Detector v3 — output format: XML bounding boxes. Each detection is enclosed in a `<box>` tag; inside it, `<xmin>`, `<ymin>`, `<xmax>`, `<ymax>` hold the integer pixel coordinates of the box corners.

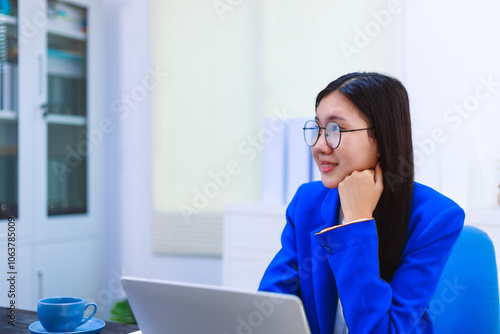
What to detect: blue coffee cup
<box><xmin>37</xmin><ymin>297</ymin><xmax>97</xmax><ymax>332</ymax></box>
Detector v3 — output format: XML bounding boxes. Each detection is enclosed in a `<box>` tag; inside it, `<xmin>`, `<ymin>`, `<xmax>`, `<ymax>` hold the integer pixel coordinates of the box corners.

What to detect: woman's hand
<box><xmin>338</xmin><ymin>162</ymin><xmax>384</xmax><ymax>223</ymax></box>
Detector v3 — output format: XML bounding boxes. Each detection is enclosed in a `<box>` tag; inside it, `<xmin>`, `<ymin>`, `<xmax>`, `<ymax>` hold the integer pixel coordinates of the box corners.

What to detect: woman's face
<box><xmin>312</xmin><ymin>90</ymin><xmax>379</xmax><ymax>189</ymax></box>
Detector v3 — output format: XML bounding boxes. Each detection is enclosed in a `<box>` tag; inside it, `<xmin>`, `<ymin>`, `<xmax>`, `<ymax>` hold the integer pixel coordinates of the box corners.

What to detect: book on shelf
<box><xmin>48</xmin><ymin>48</ymin><xmax>85</xmax><ymax>60</ymax></box>
<box><xmin>0</xmin><ymin>61</ymin><xmax>17</xmax><ymax>112</ymax></box>
<box><xmin>11</xmin><ymin>60</ymin><xmax>16</xmax><ymax>112</ymax></box>
<box><xmin>1</xmin><ymin>63</ymin><xmax>11</xmax><ymax>111</ymax></box>
<box><xmin>47</xmin><ymin>0</ymin><xmax>86</xmax><ymax>34</ymax></box>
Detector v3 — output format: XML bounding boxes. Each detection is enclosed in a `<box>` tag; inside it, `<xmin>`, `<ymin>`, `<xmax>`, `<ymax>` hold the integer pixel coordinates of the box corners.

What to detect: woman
<box><xmin>258</xmin><ymin>72</ymin><xmax>465</xmax><ymax>334</ymax></box>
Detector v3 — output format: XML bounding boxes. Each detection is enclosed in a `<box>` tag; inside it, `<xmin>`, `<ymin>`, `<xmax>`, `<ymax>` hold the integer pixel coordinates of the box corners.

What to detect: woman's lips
<box><xmin>320</xmin><ymin>160</ymin><xmax>337</xmax><ymax>173</ymax></box>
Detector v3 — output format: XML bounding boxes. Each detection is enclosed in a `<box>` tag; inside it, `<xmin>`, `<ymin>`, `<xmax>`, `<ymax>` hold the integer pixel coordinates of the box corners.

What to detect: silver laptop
<box><xmin>121</xmin><ymin>277</ymin><xmax>311</xmax><ymax>334</ymax></box>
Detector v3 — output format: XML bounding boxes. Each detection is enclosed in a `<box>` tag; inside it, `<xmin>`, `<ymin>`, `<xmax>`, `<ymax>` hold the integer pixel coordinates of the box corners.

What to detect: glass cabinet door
<box><xmin>46</xmin><ymin>0</ymin><xmax>87</xmax><ymax>216</ymax></box>
<box><xmin>0</xmin><ymin>0</ymin><xmax>18</xmax><ymax>219</ymax></box>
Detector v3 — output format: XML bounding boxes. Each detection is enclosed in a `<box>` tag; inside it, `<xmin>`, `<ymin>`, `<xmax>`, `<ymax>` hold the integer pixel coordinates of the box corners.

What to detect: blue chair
<box><xmin>430</xmin><ymin>225</ymin><xmax>500</xmax><ymax>333</ymax></box>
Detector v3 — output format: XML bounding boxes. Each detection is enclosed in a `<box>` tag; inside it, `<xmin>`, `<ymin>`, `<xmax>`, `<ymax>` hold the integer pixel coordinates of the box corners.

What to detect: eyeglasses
<box><xmin>303</xmin><ymin>120</ymin><xmax>374</xmax><ymax>149</ymax></box>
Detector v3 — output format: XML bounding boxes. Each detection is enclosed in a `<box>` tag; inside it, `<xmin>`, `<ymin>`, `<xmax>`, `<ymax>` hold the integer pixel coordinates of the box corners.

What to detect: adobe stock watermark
<box><xmin>403</xmin><ymin>277</ymin><xmax>467</xmax><ymax>334</ymax></box>
<box><xmin>51</xmin><ymin>65</ymin><xmax>168</xmax><ymax>182</ymax></box>
<box><xmin>224</xmin><ymin>293</ymin><xmax>286</xmax><ymax>334</ymax></box>
<box><xmin>413</xmin><ymin>74</ymin><xmax>499</xmax><ymax>168</ymax></box>
<box><xmin>110</xmin><ymin>65</ymin><xmax>168</xmax><ymax>121</ymax></box>
<box><xmin>280</xmin><ymin>239</ymin><xmax>340</xmax><ymax>292</ymax></box>
<box><xmin>381</xmin><ymin>74</ymin><xmax>499</xmax><ymax>191</ymax></box>
<box><xmin>178</xmin><ymin>107</ymin><xmax>293</xmax><ymax>223</ymax></box>
<box><xmin>17</xmin><ymin>0</ymin><xmax>86</xmax><ymax>45</ymax></box>
<box><xmin>213</xmin><ymin>0</ymin><xmax>244</xmax><ymax>20</ymax></box>
<box><xmin>339</xmin><ymin>0</ymin><xmax>408</xmax><ymax>63</ymax></box>
<box><xmin>51</xmin><ymin>118</ymin><xmax>115</xmax><ymax>182</ymax></box>
<box><xmin>17</xmin><ymin>1</ymin><xmax>50</xmax><ymax>45</ymax></box>
<box><xmin>85</xmin><ymin>269</ymin><xmax>125</xmax><ymax>312</ymax></box>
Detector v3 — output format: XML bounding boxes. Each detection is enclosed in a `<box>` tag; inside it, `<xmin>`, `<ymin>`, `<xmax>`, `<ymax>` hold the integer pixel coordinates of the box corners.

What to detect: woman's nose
<box><xmin>314</xmin><ymin>130</ymin><xmax>333</xmax><ymax>153</ymax></box>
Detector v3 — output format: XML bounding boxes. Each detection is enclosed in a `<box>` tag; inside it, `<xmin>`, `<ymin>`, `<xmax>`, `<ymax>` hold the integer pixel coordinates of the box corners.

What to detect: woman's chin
<box><xmin>320</xmin><ymin>177</ymin><xmax>340</xmax><ymax>189</ymax></box>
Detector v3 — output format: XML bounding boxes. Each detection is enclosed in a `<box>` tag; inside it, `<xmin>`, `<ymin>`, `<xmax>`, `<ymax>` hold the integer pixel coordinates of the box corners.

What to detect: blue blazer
<box><xmin>259</xmin><ymin>181</ymin><xmax>464</xmax><ymax>334</ymax></box>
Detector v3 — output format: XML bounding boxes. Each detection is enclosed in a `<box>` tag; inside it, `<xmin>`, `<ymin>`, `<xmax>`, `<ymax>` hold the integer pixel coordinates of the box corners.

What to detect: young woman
<box><xmin>259</xmin><ymin>72</ymin><xmax>465</xmax><ymax>334</ymax></box>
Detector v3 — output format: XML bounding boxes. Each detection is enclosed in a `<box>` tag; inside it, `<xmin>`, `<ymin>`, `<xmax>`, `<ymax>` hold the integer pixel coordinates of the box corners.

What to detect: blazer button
<box><xmin>323</xmin><ymin>245</ymin><xmax>333</xmax><ymax>254</ymax></box>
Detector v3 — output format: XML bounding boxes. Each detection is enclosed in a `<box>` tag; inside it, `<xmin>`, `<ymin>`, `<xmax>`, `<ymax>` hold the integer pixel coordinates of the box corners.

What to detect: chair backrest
<box><xmin>430</xmin><ymin>225</ymin><xmax>500</xmax><ymax>333</ymax></box>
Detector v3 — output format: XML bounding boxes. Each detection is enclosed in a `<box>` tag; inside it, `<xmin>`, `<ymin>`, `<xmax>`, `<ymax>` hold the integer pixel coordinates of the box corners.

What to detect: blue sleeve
<box><xmin>314</xmin><ymin>206</ymin><xmax>465</xmax><ymax>334</ymax></box>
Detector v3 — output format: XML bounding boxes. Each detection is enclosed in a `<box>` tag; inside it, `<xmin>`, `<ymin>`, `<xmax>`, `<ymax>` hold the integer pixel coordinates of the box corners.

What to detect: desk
<box><xmin>0</xmin><ymin>307</ymin><xmax>139</xmax><ymax>334</ymax></box>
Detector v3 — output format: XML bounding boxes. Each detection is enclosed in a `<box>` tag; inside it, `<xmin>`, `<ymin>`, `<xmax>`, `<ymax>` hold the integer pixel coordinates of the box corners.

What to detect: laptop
<box><xmin>121</xmin><ymin>276</ymin><xmax>311</xmax><ymax>334</ymax></box>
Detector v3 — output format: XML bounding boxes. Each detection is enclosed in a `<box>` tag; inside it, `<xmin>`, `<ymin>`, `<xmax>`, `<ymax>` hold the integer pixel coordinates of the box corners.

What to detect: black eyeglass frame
<box><xmin>302</xmin><ymin>120</ymin><xmax>374</xmax><ymax>149</ymax></box>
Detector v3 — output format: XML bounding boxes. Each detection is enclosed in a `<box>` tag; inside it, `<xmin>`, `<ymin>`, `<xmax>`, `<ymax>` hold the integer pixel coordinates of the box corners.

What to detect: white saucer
<box><xmin>29</xmin><ymin>318</ymin><xmax>105</xmax><ymax>334</ymax></box>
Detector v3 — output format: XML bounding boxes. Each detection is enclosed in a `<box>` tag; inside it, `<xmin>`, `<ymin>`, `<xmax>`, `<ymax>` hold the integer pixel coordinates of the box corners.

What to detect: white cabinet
<box><xmin>0</xmin><ymin>0</ymin><xmax>104</xmax><ymax>312</ymax></box>
<box><xmin>222</xmin><ymin>203</ymin><xmax>286</xmax><ymax>290</ymax></box>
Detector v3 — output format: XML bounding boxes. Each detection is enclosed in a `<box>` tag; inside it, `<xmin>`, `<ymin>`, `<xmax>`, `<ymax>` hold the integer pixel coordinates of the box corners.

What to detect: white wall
<box><xmin>403</xmin><ymin>0</ymin><xmax>500</xmax><ymax>212</ymax></box>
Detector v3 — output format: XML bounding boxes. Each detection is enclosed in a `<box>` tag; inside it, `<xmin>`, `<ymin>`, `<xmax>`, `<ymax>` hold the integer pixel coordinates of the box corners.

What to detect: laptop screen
<box><xmin>121</xmin><ymin>276</ymin><xmax>311</xmax><ymax>334</ymax></box>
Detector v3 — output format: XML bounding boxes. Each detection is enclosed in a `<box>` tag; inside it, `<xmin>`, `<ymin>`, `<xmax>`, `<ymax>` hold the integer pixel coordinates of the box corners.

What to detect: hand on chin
<box><xmin>337</xmin><ymin>163</ymin><xmax>384</xmax><ymax>222</ymax></box>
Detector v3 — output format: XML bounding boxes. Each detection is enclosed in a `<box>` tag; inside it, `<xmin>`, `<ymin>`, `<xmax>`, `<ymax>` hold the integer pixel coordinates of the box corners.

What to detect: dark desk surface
<box><xmin>0</xmin><ymin>307</ymin><xmax>139</xmax><ymax>334</ymax></box>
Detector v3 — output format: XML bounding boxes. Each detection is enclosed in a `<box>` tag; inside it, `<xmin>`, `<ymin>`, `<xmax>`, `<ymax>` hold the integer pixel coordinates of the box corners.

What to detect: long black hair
<box><xmin>316</xmin><ymin>72</ymin><xmax>414</xmax><ymax>282</ymax></box>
